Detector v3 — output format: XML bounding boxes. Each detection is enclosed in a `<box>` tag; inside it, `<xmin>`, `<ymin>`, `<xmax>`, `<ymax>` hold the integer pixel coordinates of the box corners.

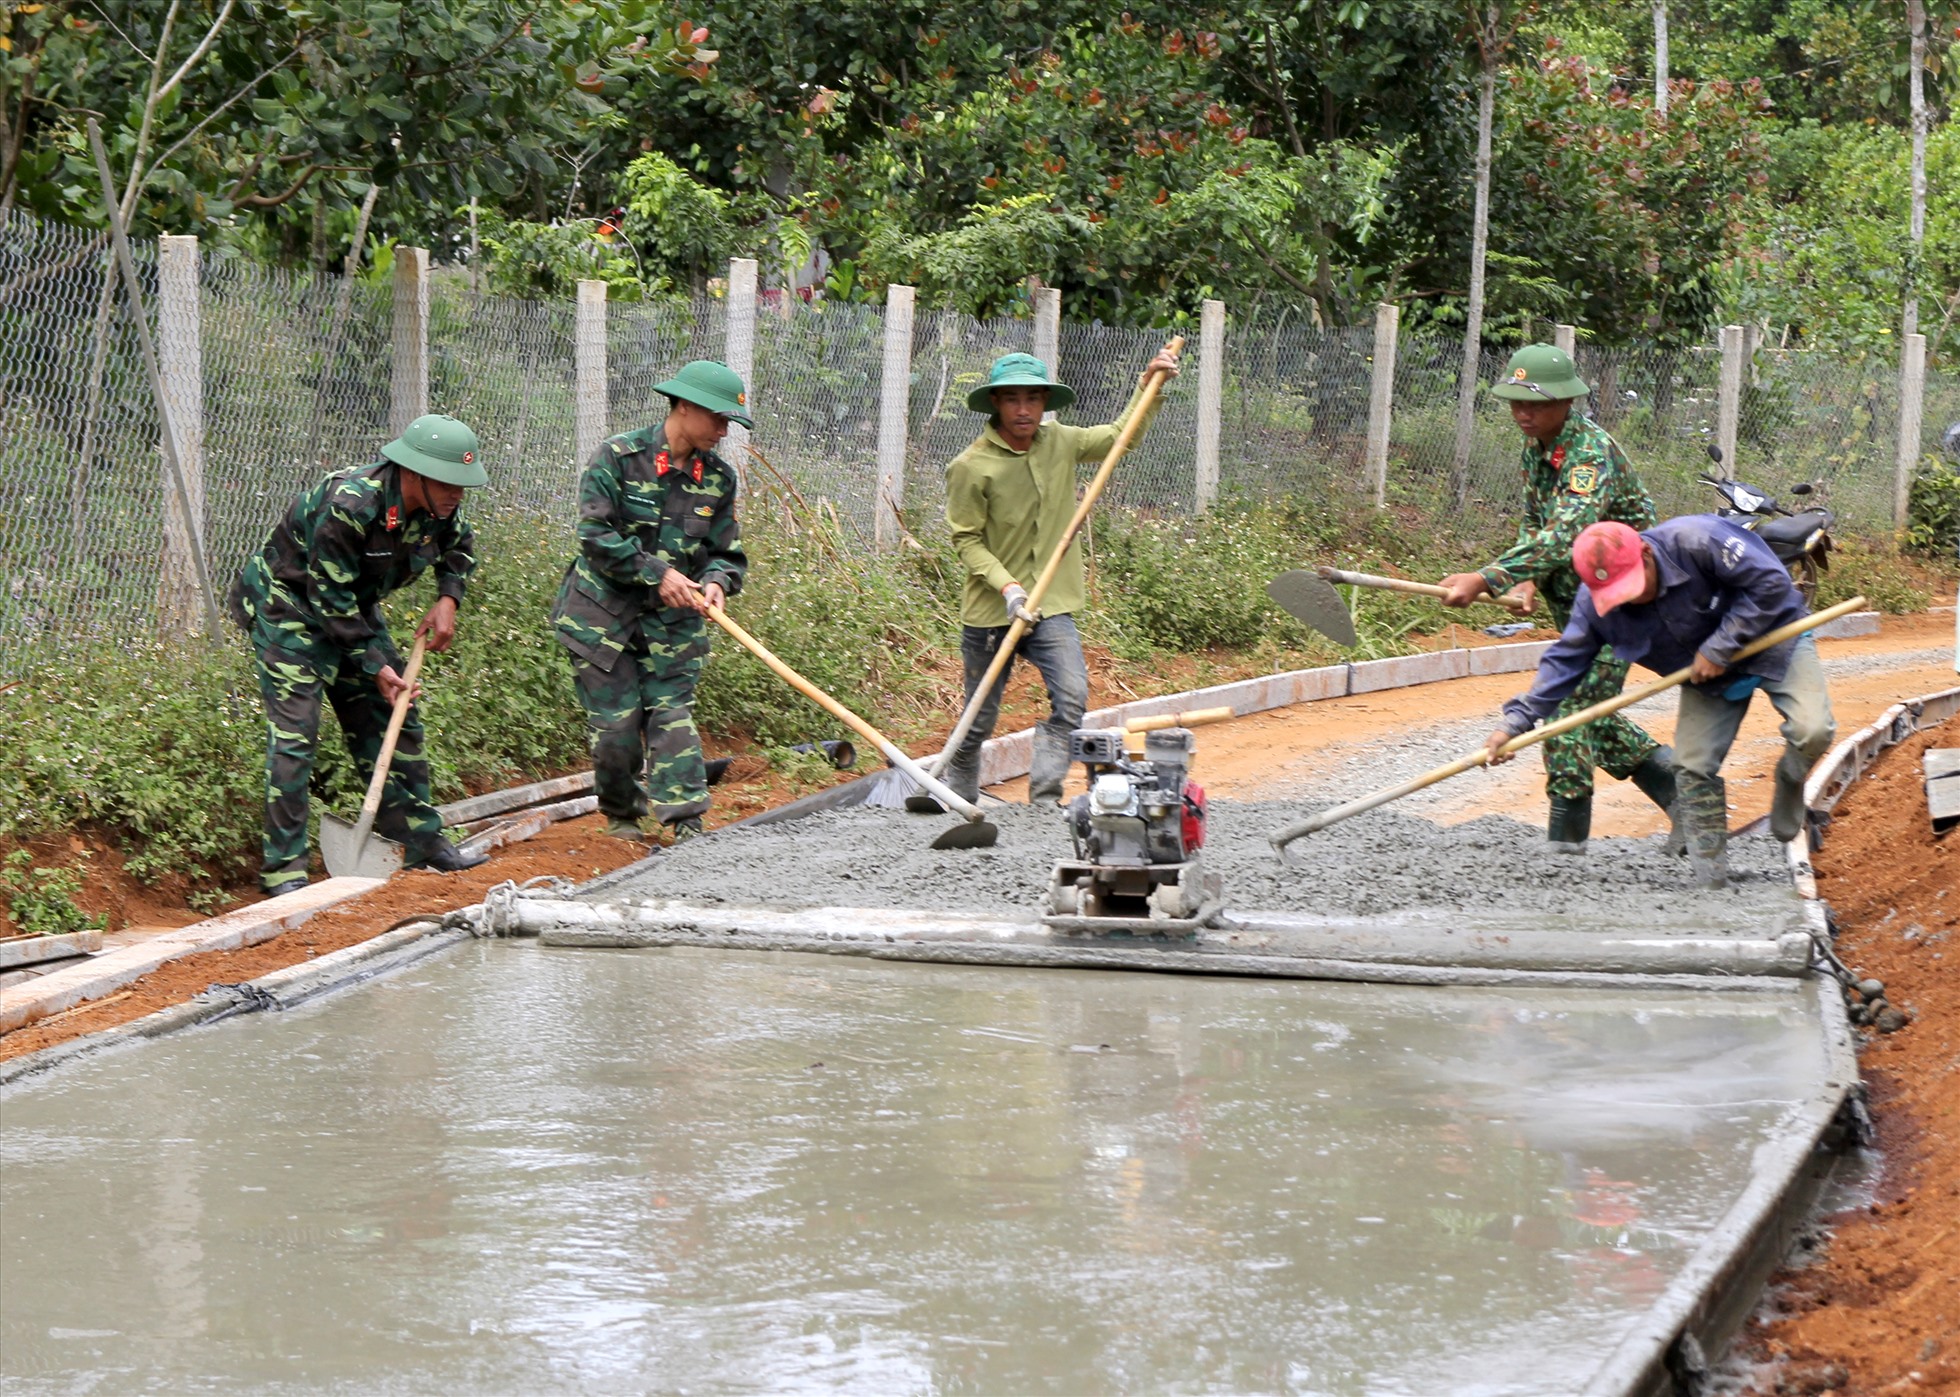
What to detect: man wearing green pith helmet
<box><xmin>551</xmin><ymin>360</ymin><xmax>750</xmax><ymax>845</ymax></box>
<box><xmin>230</xmin><ymin>414</ymin><xmax>491</xmax><ymax>894</ymax></box>
<box><xmin>1437</xmin><ymin>343</ymin><xmax>1679</xmax><ymax>852</ymax></box>
<box><xmin>940</xmin><ymin>346</ymin><xmax>1180</xmax><ymax>806</ymax></box>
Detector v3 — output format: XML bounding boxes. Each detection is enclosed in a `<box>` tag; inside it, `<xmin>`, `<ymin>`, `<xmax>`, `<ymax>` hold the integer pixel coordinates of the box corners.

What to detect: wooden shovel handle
<box><xmin>1125</xmin><ymin>706</ymin><xmax>1235</xmax><ymax>733</ymax></box>
<box><xmin>1317</xmin><ymin>567</ymin><xmax>1533</xmax><ymax>616</ymax></box>
<box><xmin>705</xmin><ymin>604</ymin><xmax>986</xmax><ymax>823</ymax></box>
<box><xmin>358</xmin><ymin>636</ymin><xmax>427</xmax><ymax>821</ymax></box>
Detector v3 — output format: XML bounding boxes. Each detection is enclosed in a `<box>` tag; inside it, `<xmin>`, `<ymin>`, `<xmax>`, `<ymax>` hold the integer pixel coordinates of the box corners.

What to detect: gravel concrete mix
<box><xmin>600</xmin><ymin>799</ymin><xmax>1799</xmax><ymax>930</ymax></box>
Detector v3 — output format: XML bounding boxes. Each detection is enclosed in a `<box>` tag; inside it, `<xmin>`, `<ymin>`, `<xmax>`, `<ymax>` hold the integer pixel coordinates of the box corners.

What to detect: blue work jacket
<box><xmin>1500</xmin><ymin>514</ymin><xmax>1809</xmax><ymax>736</ymax></box>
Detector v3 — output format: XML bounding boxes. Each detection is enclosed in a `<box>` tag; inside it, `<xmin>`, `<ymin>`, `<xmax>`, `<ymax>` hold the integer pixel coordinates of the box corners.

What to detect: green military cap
<box><xmin>966</xmin><ymin>352</ymin><xmax>1076</xmax><ymax>413</ymax></box>
<box><xmin>1492</xmin><ymin>344</ymin><xmax>1590</xmax><ymax>402</ymax></box>
<box><xmin>654</xmin><ymin>359</ymin><xmax>754</xmax><ymax>428</ymax></box>
<box><xmin>381</xmin><ymin>414</ymin><xmax>489</xmax><ymax>486</ymax></box>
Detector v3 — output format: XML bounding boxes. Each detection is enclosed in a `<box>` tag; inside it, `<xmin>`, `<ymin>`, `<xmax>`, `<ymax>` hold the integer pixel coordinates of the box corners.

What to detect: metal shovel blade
<box><xmin>318</xmin><ymin>812</ymin><xmax>406</xmax><ymax>880</ymax></box>
<box><xmin>904</xmin><ymin>793</ymin><xmax>946</xmax><ymax>814</ymax></box>
<box><xmin>1266</xmin><ymin>569</ymin><xmax>1359</xmax><ymax>648</ymax></box>
<box><xmin>930</xmin><ymin>819</ymin><xmax>999</xmax><ymax>851</ymax></box>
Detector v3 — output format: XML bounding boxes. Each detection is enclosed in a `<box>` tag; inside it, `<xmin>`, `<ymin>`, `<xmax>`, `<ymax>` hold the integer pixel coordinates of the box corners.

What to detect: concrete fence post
<box><xmin>157</xmin><ymin>234</ymin><xmax>206</xmax><ymax>631</ymax></box>
<box><xmin>575</xmin><ymin>279</ymin><xmax>608</xmax><ymax>468</ymax></box>
<box><xmin>1365</xmin><ymin>302</ymin><xmax>1400</xmax><ymax>508</ymax></box>
<box><xmin>1714</xmin><ymin>323</ymin><xmax>1745</xmax><ymax>474</ymax></box>
<box><xmin>1553</xmin><ymin>323</ymin><xmax>1576</xmax><ymax>358</ymax></box>
<box><xmin>875</xmin><ymin>283</ymin><xmax>917</xmax><ymax>549</ymax></box>
<box><xmin>724</xmin><ymin>257</ymin><xmax>758</xmax><ymax>463</ymax></box>
<box><xmin>1032</xmin><ymin>287</ymin><xmax>1061</xmax><ymax>372</ymax></box>
<box><xmin>1194</xmin><ymin>298</ymin><xmax>1225</xmax><ymax>511</ymax></box>
<box><xmin>390</xmin><ymin>246</ymin><xmax>430</xmax><ymax>434</ymax></box>
<box><xmin>1895</xmin><ymin>331</ymin><xmax>1927</xmax><ymax>532</ymax></box>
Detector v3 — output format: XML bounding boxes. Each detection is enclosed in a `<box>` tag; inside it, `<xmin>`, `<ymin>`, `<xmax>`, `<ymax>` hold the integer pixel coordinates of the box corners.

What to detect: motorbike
<box><xmin>1700</xmin><ymin>445</ymin><xmax>1835</xmax><ymax>603</ymax></box>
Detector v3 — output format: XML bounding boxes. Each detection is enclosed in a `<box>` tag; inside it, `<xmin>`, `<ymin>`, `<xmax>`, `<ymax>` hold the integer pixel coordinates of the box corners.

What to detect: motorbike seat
<box><xmin>1756</xmin><ymin>510</ymin><xmax>1831</xmax><ymax>547</ymax></box>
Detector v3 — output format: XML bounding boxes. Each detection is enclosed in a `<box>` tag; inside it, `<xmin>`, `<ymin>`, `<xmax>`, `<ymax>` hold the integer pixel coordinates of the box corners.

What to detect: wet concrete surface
<box><xmin>600</xmin><ymin>799</ymin><xmax>1800</xmax><ymax>933</ymax></box>
<box><xmin>1</xmin><ymin>941</ymin><xmax>1831</xmax><ymax>1395</ymax></box>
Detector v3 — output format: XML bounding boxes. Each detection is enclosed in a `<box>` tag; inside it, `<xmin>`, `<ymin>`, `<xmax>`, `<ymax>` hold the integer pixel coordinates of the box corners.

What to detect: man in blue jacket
<box><xmin>1483</xmin><ymin>516</ymin><xmax>1835</xmax><ymax>887</ymax></box>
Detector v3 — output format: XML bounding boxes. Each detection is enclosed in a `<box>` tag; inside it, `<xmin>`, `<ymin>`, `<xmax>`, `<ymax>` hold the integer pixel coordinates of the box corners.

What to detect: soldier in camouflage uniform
<box><xmin>1439</xmin><ymin>344</ymin><xmax>1679</xmax><ymax>851</ymax></box>
<box><xmin>551</xmin><ymin>360</ymin><xmax>750</xmax><ymax>844</ymax></box>
<box><xmin>230</xmin><ymin>414</ymin><xmax>491</xmax><ymax>894</ymax></box>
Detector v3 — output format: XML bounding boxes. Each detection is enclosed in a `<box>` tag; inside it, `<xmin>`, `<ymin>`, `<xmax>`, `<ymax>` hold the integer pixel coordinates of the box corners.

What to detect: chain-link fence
<box><xmin>2</xmin><ymin>209</ymin><xmax>1950</xmax><ymax>677</ymax></box>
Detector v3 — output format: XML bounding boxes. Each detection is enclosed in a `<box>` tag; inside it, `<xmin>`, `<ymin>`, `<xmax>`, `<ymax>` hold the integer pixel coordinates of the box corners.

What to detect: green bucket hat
<box><xmin>966</xmin><ymin>352</ymin><xmax>1076</xmax><ymax>414</ymax></box>
<box><xmin>381</xmin><ymin>414</ymin><xmax>488</xmax><ymax>487</ymax></box>
<box><xmin>1491</xmin><ymin>344</ymin><xmax>1590</xmax><ymax>402</ymax></box>
<box><xmin>653</xmin><ymin>359</ymin><xmax>754</xmax><ymax>428</ymax></box>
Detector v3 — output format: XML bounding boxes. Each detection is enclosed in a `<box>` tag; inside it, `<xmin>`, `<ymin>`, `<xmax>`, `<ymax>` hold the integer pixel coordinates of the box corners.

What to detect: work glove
<box><xmin>1003</xmin><ymin>584</ymin><xmax>1040</xmax><ymax>625</ymax></box>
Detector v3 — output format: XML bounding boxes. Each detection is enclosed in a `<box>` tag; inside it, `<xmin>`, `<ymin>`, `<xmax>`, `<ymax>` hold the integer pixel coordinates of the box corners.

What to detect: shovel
<box><xmin>319</xmin><ymin>636</ymin><xmax>427</xmax><ymax>879</ymax></box>
<box><xmin>1267</xmin><ymin>567</ymin><xmax>1533</xmax><ymax>649</ymax></box>
<box><xmin>705</xmin><ymin>603</ymin><xmax>998</xmax><ymax>850</ymax></box>
<box><xmin>906</xmin><ymin>336</ymin><xmax>1186</xmax><ymax>814</ymax></box>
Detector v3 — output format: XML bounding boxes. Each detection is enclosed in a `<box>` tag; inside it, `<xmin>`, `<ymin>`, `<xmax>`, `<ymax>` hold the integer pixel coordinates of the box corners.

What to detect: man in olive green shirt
<box><xmin>941</xmin><ymin>347</ymin><xmax>1180</xmax><ymax>804</ymax></box>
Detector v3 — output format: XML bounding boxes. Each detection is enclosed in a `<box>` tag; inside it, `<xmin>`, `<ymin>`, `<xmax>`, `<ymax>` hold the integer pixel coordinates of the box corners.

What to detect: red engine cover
<box><xmin>1181</xmin><ymin>780</ymin><xmax>1207</xmax><ymax>852</ymax></box>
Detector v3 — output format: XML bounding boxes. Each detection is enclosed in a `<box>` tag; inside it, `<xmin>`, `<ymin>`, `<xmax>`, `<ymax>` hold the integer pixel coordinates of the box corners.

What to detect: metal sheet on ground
<box><xmin>2</xmin><ymin>940</ymin><xmax>1831</xmax><ymax>1396</ymax></box>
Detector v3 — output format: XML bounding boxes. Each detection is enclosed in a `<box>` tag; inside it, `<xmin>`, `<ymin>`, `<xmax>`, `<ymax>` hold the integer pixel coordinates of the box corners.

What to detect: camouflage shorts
<box><xmin>1539</xmin><ymin>645</ymin><xmax>1661</xmax><ymax>801</ymax></box>
<box><xmin>569</xmin><ymin>625</ymin><xmax>709</xmax><ymax>825</ymax></box>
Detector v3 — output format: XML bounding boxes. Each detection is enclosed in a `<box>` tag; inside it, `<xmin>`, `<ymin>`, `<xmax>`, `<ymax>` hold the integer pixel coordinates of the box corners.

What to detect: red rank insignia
<box><xmin>1549</xmin><ymin>445</ymin><xmax>1567</xmax><ymax>470</ymax></box>
<box><xmin>385</xmin><ymin>505</ymin><xmax>401</xmax><ymax>531</ymax></box>
<box><xmin>655</xmin><ymin>450</ymin><xmax>671</xmax><ymax>473</ymax></box>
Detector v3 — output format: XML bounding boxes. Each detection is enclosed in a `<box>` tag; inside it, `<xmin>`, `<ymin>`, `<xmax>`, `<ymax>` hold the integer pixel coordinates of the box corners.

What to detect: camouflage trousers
<box><xmin>254</xmin><ymin>640</ymin><xmax>442</xmax><ymax>892</ymax></box>
<box><xmin>569</xmin><ymin>630</ymin><xmax>708</xmax><ymax>826</ymax></box>
<box><xmin>1540</xmin><ymin>645</ymin><xmax>1661</xmax><ymax>801</ymax></box>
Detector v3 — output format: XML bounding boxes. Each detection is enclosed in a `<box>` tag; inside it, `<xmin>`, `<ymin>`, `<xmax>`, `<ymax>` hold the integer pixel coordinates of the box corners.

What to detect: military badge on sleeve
<box><xmin>1566</xmin><ymin>464</ymin><xmax>1600</xmax><ymax>496</ymax></box>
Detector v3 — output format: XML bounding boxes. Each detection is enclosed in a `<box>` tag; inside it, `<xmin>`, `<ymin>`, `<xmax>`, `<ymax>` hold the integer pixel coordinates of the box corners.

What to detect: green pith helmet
<box><xmin>653</xmin><ymin>359</ymin><xmax>754</xmax><ymax>428</ymax></box>
<box><xmin>1491</xmin><ymin>344</ymin><xmax>1590</xmax><ymax>402</ymax></box>
<box><xmin>966</xmin><ymin>352</ymin><xmax>1076</xmax><ymax>414</ymax></box>
<box><xmin>381</xmin><ymin>414</ymin><xmax>488</xmax><ymax>486</ymax></box>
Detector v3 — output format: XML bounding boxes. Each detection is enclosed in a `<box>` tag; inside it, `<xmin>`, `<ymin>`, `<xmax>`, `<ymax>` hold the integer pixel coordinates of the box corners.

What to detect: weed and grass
<box><xmin>2</xmin><ymin>850</ymin><xmax>106</xmax><ymax>937</ymax></box>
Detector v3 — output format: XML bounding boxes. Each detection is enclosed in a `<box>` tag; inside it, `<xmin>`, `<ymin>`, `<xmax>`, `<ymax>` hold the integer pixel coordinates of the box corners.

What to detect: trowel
<box><xmin>319</xmin><ymin>636</ymin><xmax>427</xmax><ymax>879</ymax></box>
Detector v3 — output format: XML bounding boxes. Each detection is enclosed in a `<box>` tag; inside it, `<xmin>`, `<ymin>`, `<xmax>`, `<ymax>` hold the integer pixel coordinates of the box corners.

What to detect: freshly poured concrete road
<box><xmin>1</xmin><ymin>942</ymin><xmax>1831</xmax><ymax>1396</ymax></box>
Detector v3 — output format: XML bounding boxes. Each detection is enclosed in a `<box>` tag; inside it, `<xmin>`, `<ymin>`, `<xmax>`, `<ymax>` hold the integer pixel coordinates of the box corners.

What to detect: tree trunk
<box><xmin>1450</xmin><ymin>7</ymin><xmax>1498</xmax><ymax>509</ymax></box>
<box><xmin>1904</xmin><ymin>0</ymin><xmax>1927</xmax><ymax>344</ymax></box>
<box><xmin>1652</xmin><ymin>0</ymin><xmax>1670</xmax><ymax>114</ymax></box>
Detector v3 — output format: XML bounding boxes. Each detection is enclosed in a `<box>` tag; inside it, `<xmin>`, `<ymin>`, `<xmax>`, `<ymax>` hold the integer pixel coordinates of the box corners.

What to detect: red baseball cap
<box><xmin>1573</xmin><ymin>521</ymin><xmax>1649</xmax><ymax>614</ymax></box>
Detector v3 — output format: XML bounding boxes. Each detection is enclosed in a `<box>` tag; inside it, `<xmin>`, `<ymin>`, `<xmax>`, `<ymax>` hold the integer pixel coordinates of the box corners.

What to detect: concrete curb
<box><xmin>0</xmin><ymin>876</ymin><xmax>384</xmax><ymax>1034</ymax></box>
<box><xmin>1811</xmin><ymin>609</ymin><xmax>1880</xmax><ymax>640</ymax></box>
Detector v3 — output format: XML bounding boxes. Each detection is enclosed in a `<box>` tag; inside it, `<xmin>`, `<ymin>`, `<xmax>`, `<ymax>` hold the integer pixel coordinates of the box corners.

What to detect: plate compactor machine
<box><xmin>1043</xmin><ymin>707</ymin><xmax>1233</xmax><ymax>936</ymax></box>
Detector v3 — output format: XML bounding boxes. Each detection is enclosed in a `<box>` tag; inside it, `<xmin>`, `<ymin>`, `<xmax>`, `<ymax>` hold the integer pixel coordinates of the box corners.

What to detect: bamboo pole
<box><xmin>1268</xmin><ymin>596</ymin><xmax>1868</xmax><ymax>851</ymax></box>
<box><xmin>1317</xmin><ymin>567</ymin><xmax>1532</xmax><ymax>615</ymax></box>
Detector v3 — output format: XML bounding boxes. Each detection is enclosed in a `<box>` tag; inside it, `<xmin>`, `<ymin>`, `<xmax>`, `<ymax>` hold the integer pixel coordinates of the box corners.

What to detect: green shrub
<box><xmin>1905</xmin><ymin>455</ymin><xmax>1960</xmax><ymax>560</ymax></box>
<box><xmin>1816</xmin><ymin>536</ymin><xmax>1932</xmax><ymax>614</ymax></box>
<box><xmin>2</xmin><ymin>850</ymin><xmax>105</xmax><ymax>937</ymax></box>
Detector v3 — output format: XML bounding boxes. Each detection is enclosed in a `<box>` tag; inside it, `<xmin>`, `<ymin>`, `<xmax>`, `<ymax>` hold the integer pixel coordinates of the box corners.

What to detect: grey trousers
<box><xmin>1673</xmin><ymin>634</ymin><xmax>1835</xmax><ymax>850</ymax></box>
<box><xmin>945</xmin><ymin>614</ymin><xmax>1090</xmax><ymax>804</ymax></box>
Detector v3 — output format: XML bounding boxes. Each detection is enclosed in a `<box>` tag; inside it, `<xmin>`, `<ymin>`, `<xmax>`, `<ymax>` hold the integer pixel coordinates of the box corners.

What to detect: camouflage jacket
<box><xmin>234</xmin><ymin>459</ymin><xmax>475</xmax><ymax>674</ymax></box>
<box><xmin>550</xmin><ymin>425</ymin><xmax>747</xmax><ymax>671</ymax></box>
<box><xmin>1479</xmin><ymin>414</ymin><xmax>1658</xmax><ymax>626</ymax></box>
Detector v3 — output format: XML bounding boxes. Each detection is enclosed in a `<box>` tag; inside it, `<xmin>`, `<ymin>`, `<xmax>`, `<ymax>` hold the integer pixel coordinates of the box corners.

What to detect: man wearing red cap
<box><xmin>1483</xmin><ymin>516</ymin><xmax>1835</xmax><ymax>887</ymax></box>
<box><xmin>1437</xmin><ymin>343</ymin><xmax>1675</xmax><ymax>854</ymax></box>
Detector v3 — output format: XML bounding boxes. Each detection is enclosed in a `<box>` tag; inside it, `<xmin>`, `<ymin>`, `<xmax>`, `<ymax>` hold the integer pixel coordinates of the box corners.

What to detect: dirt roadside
<box><xmin>1735</xmin><ymin>725</ymin><xmax>1958</xmax><ymax>1396</ymax></box>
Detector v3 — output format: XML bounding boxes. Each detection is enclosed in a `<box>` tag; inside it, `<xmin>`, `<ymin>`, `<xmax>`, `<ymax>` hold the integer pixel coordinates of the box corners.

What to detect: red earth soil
<box><xmin>1739</xmin><ymin>724</ymin><xmax>1958</xmax><ymax>1396</ymax></box>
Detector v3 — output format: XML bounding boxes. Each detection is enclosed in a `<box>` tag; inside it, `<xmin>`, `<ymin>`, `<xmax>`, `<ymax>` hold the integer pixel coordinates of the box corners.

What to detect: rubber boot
<box><xmin>1769</xmin><ymin>744</ymin><xmax>1810</xmax><ymax>845</ymax></box>
<box><xmin>604</xmin><ymin>816</ymin><xmax>647</xmax><ymax>842</ymax></box>
<box><xmin>663</xmin><ymin>816</ymin><xmax>705</xmax><ymax>846</ymax></box>
<box><xmin>1547</xmin><ymin>796</ymin><xmax>1592</xmax><ymax>854</ymax></box>
<box><xmin>407</xmin><ymin>836</ymin><xmax>490</xmax><ymax>874</ymax></box>
<box><xmin>1628</xmin><ymin>745</ymin><xmax>1685</xmax><ymax>856</ymax></box>
<box><xmin>1676</xmin><ymin>771</ymin><xmax>1730</xmax><ymax>889</ymax></box>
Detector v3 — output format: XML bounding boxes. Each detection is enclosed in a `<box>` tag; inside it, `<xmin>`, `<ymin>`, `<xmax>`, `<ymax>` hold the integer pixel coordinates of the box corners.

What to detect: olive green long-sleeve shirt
<box><xmin>945</xmin><ymin>383</ymin><xmax>1161</xmax><ymax>627</ymax></box>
